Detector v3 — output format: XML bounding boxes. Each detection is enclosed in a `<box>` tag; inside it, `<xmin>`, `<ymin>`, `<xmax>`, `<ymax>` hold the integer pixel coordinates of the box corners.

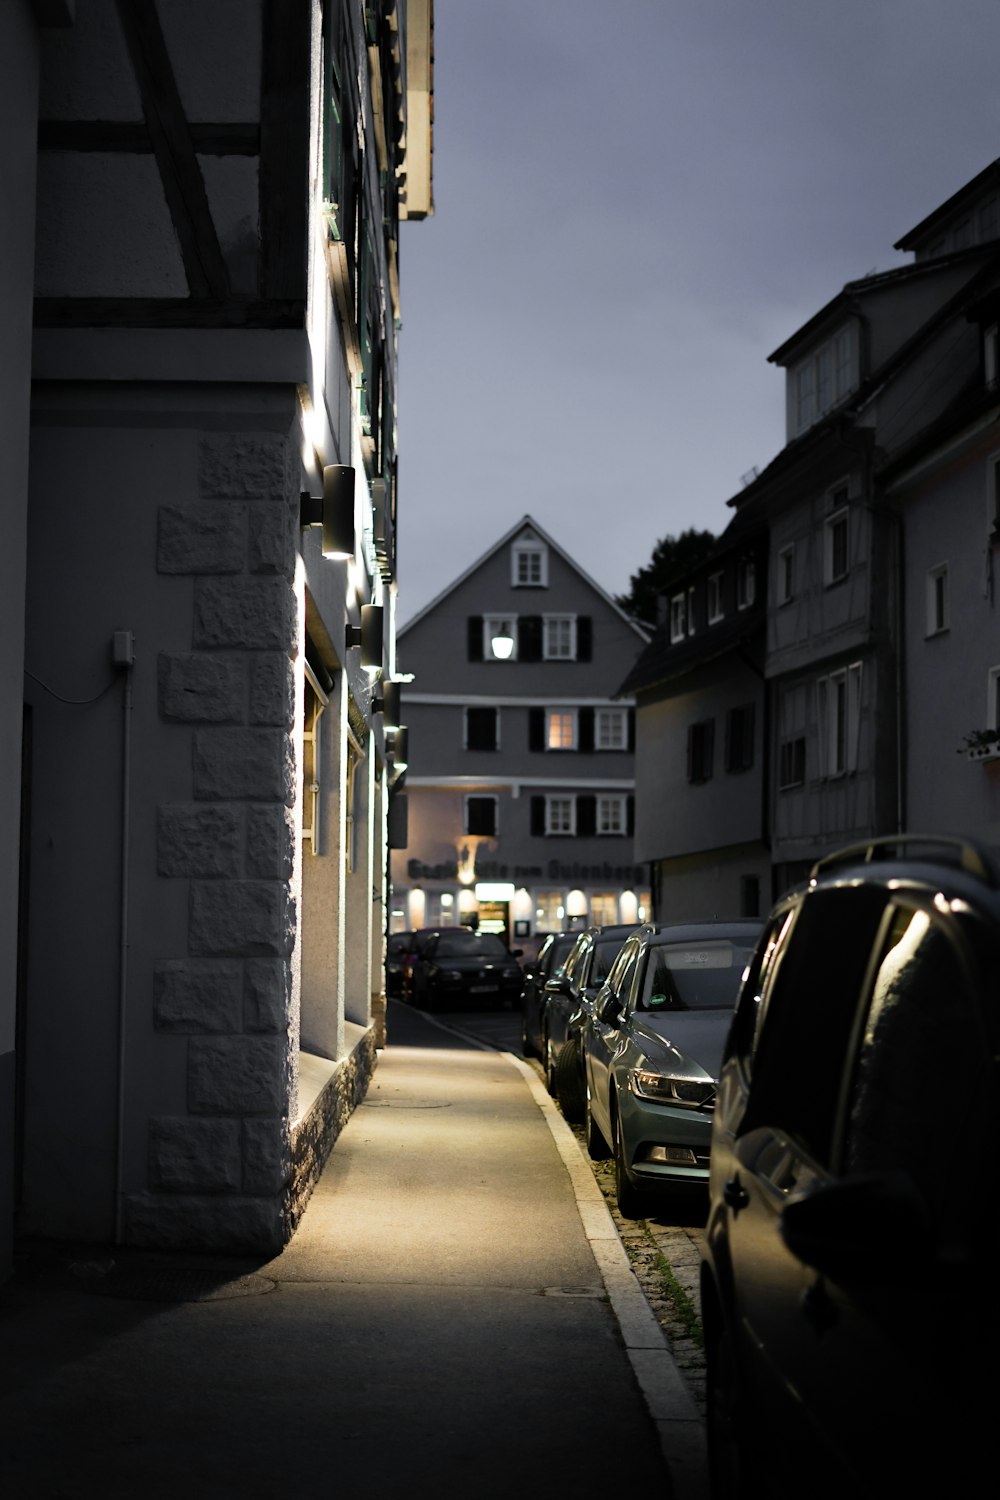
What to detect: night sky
<box><xmin>395</xmin><ymin>0</ymin><xmax>1000</xmax><ymax>625</ymax></box>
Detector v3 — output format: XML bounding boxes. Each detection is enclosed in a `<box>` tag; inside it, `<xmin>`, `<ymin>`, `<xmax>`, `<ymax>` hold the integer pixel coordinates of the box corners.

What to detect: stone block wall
<box><xmin>130</xmin><ymin>428</ymin><xmax>306</xmax><ymax>1254</ymax></box>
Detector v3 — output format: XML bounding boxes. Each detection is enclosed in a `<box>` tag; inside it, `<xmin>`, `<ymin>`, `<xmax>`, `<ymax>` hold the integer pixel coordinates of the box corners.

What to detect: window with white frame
<box><xmin>737</xmin><ymin>558</ymin><xmax>756</xmax><ymax>611</ymax></box>
<box><xmin>687</xmin><ymin>586</ymin><xmax>696</xmax><ymax>635</ymax></box>
<box><xmin>483</xmin><ymin>614</ymin><xmax>517</xmax><ymax>660</ymax></box>
<box><xmin>708</xmin><ymin>571</ymin><xmax>724</xmax><ymax>624</ymax></box>
<box><xmin>824</xmin><ymin>503</ymin><xmax>849</xmax><ymax>585</ymax></box>
<box><xmin>591</xmin><ymin>891</ymin><xmax>618</xmax><ymax>925</ymax></box>
<box><xmin>546</xmin><ymin>709</ymin><xmax>577</xmax><ymax>750</ymax></box>
<box><xmin>988</xmin><ymin>666</ymin><xmax>1000</xmax><ymax>732</ymax></box>
<box><xmin>512</xmin><ymin>539</ymin><xmax>547</xmax><ymax>587</ymax></box>
<box><xmin>596</xmin><ymin>794</ymin><xmax>626</xmax><ymax>835</ymax></box>
<box><xmin>535</xmin><ymin>890</ymin><xmax>563</xmax><ymax>930</ymax></box>
<box><xmin>464</xmin><ymin>795</ymin><xmax>498</xmax><ymax>836</ymax></box>
<box><xmin>595</xmin><ymin>707</ymin><xmax>627</xmax><ymax>750</ymax></box>
<box><xmin>669</xmin><ymin>592</ymin><xmax>687</xmax><ymax>643</ymax></box>
<box><xmin>790</xmin><ymin>322</ymin><xmax>859</xmax><ymax>438</ymax></box>
<box><xmin>546</xmin><ymin>796</ymin><xmax>575</xmax><ymax>835</ymax></box>
<box><xmin>778</xmin><ymin>736</ymin><xmax>806</xmax><ymax>789</ymax></box>
<box><xmin>543</xmin><ymin>614</ymin><xmax>577</xmax><ymax>659</ymax></box>
<box><xmin>925</xmin><ymin>564</ymin><xmax>949</xmax><ymax>636</ymax></box>
<box><xmin>777</xmin><ymin>545</ymin><xmax>795</xmax><ymax>606</ymax></box>
<box><xmin>816</xmin><ymin>662</ymin><xmax>862</xmax><ymax>778</ymax></box>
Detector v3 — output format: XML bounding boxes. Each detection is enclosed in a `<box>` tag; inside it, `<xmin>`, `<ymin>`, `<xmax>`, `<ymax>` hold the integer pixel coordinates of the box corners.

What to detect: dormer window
<box><xmin>512</xmin><ymin>537</ymin><xmax>547</xmax><ymax>587</ymax></box>
<box><xmin>789</xmin><ymin>322</ymin><xmax>859</xmax><ymax>439</ymax></box>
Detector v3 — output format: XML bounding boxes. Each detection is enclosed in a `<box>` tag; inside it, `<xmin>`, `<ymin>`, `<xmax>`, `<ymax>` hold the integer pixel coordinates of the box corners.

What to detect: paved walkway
<box><xmin>0</xmin><ymin>1003</ymin><xmax>707</xmax><ymax>1499</ymax></box>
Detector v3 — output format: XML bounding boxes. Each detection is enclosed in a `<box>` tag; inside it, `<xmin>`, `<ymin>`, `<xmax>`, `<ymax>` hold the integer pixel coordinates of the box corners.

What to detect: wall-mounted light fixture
<box><xmin>490</xmin><ymin>621</ymin><xmax>515</xmax><ymax>659</ymax></box>
<box><xmin>299</xmin><ymin>464</ymin><xmax>355</xmax><ymax>558</ymax></box>
<box><xmin>373</xmin><ymin>678</ymin><xmax>401</xmax><ymax>728</ymax></box>
<box><xmin>346</xmin><ymin>603</ymin><xmax>383</xmax><ymax>673</ymax></box>
<box><xmin>390</xmin><ymin>724</ymin><xmax>408</xmax><ymax>771</ymax></box>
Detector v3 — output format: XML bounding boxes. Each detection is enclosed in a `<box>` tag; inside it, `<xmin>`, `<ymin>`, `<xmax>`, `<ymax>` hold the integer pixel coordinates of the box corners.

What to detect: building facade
<box><xmin>390</xmin><ymin>518</ymin><xmax>650</xmax><ymax>957</ymax></box>
<box><xmin>2</xmin><ymin>0</ymin><xmax>433</xmax><ymax>1279</ymax></box>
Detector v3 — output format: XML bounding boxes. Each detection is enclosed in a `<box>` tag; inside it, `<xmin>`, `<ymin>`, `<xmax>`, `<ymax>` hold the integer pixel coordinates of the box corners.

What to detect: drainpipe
<box><xmin>113</xmin><ymin>633</ymin><xmax>134</xmax><ymax>1244</ymax></box>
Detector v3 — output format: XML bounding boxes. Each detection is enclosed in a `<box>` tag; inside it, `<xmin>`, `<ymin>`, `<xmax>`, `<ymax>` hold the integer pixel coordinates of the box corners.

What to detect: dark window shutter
<box><xmin>466</xmin><ymin>706</ymin><xmax>498</xmax><ymax>751</ymax></box>
<box><xmin>743</xmin><ymin>703</ymin><xmax>755</xmax><ymax>769</ymax></box>
<box><xmin>686</xmin><ymin>724</ymin><xmax>696</xmax><ymax>783</ymax></box>
<box><xmin>578</xmin><ymin>707</ymin><xmax>594</xmax><ymax>753</ymax></box>
<box><xmin>626</xmin><ymin>794</ymin><xmax>635</xmax><ymax>836</ymax></box>
<box><xmin>519</xmin><ymin>615</ymin><xmax>543</xmax><ymax>661</ymax></box>
<box><xmin>529</xmin><ymin>707</ymin><xmax>545</xmax><ymax>751</ymax></box>
<box><xmin>577</xmin><ymin>795</ymin><xmax>596</xmax><ymax>837</ymax></box>
<box><xmin>705</xmin><ymin>718</ymin><xmax>715</xmax><ymax>779</ymax></box>
<box><xmin>466</xmin><ymin>796</ymin><xmax>497</xmax><ymax>836</ymax></box>
<box><xmin>387</xmin><ymin>793</ymin><xmax>408</xmax><ymax>849</ymax></box>
<box><xmin>530</xmin><ymin>796</ymin><xmax>546</xmax><ymax>836</ymax></box>
<box><xmin>627</xmin><ymin>708</ymin><xmax>635</xmax><ymax>752</ymax></box>
<box><xmin>576</xmin><ymin>616</ymin><xmax>592</xmax><ymax>661</ymax></box>
<box><xmin>467</xmin><ymin>616</ymin><xmax>483</xmax><ymax>661</ymax></box>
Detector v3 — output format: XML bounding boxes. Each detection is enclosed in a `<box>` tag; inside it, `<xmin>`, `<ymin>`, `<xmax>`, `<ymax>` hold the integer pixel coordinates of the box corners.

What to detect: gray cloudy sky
<box><xmin>395</xmin><ymin>0</ymin><xmax>1000</xmax><ymax>625</ymax></box>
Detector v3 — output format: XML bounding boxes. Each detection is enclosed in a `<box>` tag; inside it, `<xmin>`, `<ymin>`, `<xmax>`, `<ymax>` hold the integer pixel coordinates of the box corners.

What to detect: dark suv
<box><xmin>700</xmin><ymin>835</ymin><xmax>1000</xmax><ymax>1499</ymax></box>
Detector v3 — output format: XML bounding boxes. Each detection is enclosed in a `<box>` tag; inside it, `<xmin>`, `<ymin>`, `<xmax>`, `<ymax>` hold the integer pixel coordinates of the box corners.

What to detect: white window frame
<box><xmin>302</xmin><ymin>661</ymin><xmax>330</xmax><ymax>856</ymax></box>
<box><xmin>925</xmin><ymin>564</ymin><xmax>949</xmax><ymax>637</ymax></box>
<box><xmin>987</xmin><ymin>666</ymin><xmax>1000</xmax><ymax>731</ymax></box>
<box><xmin>545</xmin><ymin>708</ymin><xmax>578</xmax><ymax>750</ymax></box>
<box><xmin>464</xmin><ymin>793</ymin><xmax>498</xmax><ymax>837</ymax></box>
<box><xmin>707</xmin><ymin>571</ymin><xmax>724</xmax><ymax>624</ymax></box>
<box><xmin>483</xmin><ymin>613</ymin><xmax>518</xmax><ymax>661</ymax></box>
<box><xmin>512</xmin><ymin>539</ymin><xmax>547</xmax><ymax>588</ymax></box>
<box><xmin>545</xmin><ymin>795</ymin><xmax>576</xmax><ymax>836</ymax></box>
<box><xmin>824</xmin><ymin>506</ymin><xmax>849</xmax><ymax>586</ymax></box>
<box><xmin>543</xmin><ymin>613</ymin><xmax>577</xmax><ymax>660</ymax></box>
<box><xmin>737</xmin><ymin>558</ymin><xmax>756</xmax><ymax>611</ymax></box>
<box><xmin>595</xmin><ymin>707</ymin><xmax>627</xmax><ymax>750</ymax></box>
<box><xmin>817</xmin><ymin>662</ymin><xmax>862</xmax><ymax>778</ymax></box>
<box><xmin>777</xmin><ymin>544</ymin><xmax>795</xmax><ymax>606</ymax></box>
<box><xmin>669</xmin><ymin>592</ymin><xmax>687</xmax><ymax>643</ymax></box>
<box><xmin>789</xmin><ymin>321</ymin><xmax>859</xmax><ymax>438</ymax></box>
<box><xmin>686</xmin><ymin>586</ymin><xmax>696</xmax><ymax>636</ymax></box>
<box><xmin>596</xmin><ymin>794</ymin><xmax>626</xmax><ymax>835</ymax></box>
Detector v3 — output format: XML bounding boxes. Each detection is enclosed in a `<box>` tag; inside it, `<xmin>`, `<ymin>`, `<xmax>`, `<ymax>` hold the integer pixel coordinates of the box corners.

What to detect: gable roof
<box><xmin>398</xmin><ymin>513</ymin><xmax>651</xmax><ymax>642</ymax></box>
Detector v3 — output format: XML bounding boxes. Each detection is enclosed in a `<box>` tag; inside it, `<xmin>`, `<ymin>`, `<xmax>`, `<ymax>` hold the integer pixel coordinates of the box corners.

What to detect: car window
<box><xmin>434</xmin><ymin>931</ymin><xmax>507</xmax><ymax>958</ymax></box>
<box><xmin>741</xmin><ymin>886</ymin><xmax>891</xmax><ymax>1169</ymax></box>
<box><xmin>841</xmin><ymin>903</ymin><xmax>992</xmax><ymax>1234</ymax></box>
<box><xmin>562</xmin><ymin>938</ymin><xmax>590</xmax><ymax>983</ymax></box>
<box><xmin>593</xmin><ymin>935</ymin><xmax>628</xmax><ymax>985</ymax></box>
<box><xmin>637</xmin><ymin>939</ymin><xmax>759</xmax><ymax>1012</ymax></box>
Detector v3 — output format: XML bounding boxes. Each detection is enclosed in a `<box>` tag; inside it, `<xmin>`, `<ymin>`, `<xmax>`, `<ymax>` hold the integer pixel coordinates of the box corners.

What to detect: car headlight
<box><xmin>628</xmin><ymin>1067</ymin><xmax>716</xmax><ymax>1109</ymax></box>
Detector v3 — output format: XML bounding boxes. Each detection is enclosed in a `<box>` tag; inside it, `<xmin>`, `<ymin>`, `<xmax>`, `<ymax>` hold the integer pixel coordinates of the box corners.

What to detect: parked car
<box><xmin>519</xmin><ymin>931</ymin><xmax>578</xmax><ymax>1059</ymax></box>
<box><xmin>408</xmin><ymin>927</ymin><xmax>523</xmax><ymax>1010</ymax></box>
<box><xmin>385</xmin><ymin>930</ymin><xmax>414</xmax><ymax>998</ymax></box>
<box><xmin>700</xmin><ymin>835</ymin><xmax>1000</xmax><ymax>1500</ymax></box>
<box><xmin>582</xmin><ymin>919</ymin><xmax>762</xmax><ymax>1218</ymax></box>
<box><xmin>541</xmin><ymin>923</ymin><xmax>637</xmax><ymax>1119</ymax></box>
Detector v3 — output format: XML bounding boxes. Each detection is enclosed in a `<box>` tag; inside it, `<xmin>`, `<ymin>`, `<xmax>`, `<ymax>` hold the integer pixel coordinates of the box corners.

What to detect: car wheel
<box><xmin>555</xmin><ymin>1036</ymin><xmax>585</xmax><ymax>1123</ymax></box>
<box><xmin>585</xmin><ymin>1085</ymin><xmax>610</xmax><ymax>1160</ymax></box>
<box><xmin>612</xmin><ymin>1098</ymin><xmax>647</xmax><ymax>1219</ymax></box>
<box><xmin>706</xmin><ymin>1310</ymin><xmax>754</xmax><ymax>1500</ymax></box>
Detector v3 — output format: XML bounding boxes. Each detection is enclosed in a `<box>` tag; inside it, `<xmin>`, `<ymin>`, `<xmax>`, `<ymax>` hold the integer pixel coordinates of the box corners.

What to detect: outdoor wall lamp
<box><xmin>299</xmin><ymin>464</ymin><xmax>355</xmax><ymax>558</ymax></box>
<box><xmin>390</xmin><ymin>724</ymin><xmax>408</xmax><ymax>771</ymax></box>
<box><xmin>490</xmin><ymin>622</ymin><xmax>515</xmax><ymax>659</ymax></box>
<box><xmin>373</xmin><ymin>678</ymin><xmax>401</xmax><ymax>728</ymax></box>
<box><xmin>346</xmin><ymin>603</ymin><xmax>383</xmax><ymax>672</ymax></box>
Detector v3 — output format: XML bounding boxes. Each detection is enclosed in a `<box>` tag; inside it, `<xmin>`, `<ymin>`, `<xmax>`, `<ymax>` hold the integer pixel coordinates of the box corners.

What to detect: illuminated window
<box><xmin>591</xmin><ymin>891</ymin><xmax>618</xmax><ymax>925</ymax></box>
<box><xmin>535</xmin><ymin>890</ymin><xmax>563</xmax><ymax>930</ymax></box>
<box><xmin>546</xmin><ymin>710</ymin><xmax>577</xmax><ymax>750</ymax></box>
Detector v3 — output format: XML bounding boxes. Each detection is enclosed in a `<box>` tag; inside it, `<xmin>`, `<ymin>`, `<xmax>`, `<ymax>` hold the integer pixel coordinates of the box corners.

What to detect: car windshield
<box><xmin>638</xmin><ymin>940</ymin><xmax>757</xmax><ymax>1012</ymax></box>
<box><xmin>434</xmin><ymin>931</ymin><xmax>509</xmax><ymax>958</ymax></box>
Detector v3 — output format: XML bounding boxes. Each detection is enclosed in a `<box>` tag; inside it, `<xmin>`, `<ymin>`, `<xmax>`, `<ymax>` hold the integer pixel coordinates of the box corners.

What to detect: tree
<box><xmin>615</xmin><ymin>528</ymin><xmax>718</xmax><ymax>627</ymax></box>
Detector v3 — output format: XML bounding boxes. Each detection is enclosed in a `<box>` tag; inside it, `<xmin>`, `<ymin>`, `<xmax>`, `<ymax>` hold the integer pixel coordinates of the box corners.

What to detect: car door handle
<box><xmin>723</xmin><ymin>1176</ymin><xmax>749</xmax><ymax>1212</ymax></box>
<box><xmin>801</xmin><ymin>1277</ymin><xmax>837</xmax><ymax>1333</ymax></box>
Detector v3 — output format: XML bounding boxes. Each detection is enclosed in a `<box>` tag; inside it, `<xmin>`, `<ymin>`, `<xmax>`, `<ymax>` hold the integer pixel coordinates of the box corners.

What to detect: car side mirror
<box><xmin>780</xmin><ymin>1172</ymin><xmax>932</xmax><ymax>1283</ymax></box>
<box><xmin>595</xmin><ymin>991</ymin><xmax>622</xmax><ymax>1026</ymax></box>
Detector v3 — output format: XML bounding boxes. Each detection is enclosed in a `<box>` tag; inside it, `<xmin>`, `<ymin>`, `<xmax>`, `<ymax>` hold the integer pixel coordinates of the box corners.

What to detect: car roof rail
<box><xmin>810</xmin><ymin>834</ymin><xmax>1000</xmax><ymax>889</ymax></box>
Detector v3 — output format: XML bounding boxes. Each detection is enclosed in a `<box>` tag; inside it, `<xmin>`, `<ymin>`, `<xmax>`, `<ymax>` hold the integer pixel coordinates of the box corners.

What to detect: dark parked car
<box><xmin>700</xmin><ymin>835</ymin><xmax>1000</xmax><ymax>1499</ymax></box>
<box><xmin>408</xmin><ymin>927</ymin><xmax>523</xmax><ymax>1010</ymax></box>
<box><xmin>519</xmin><ymin>931</ymin><xmax>578</xmax><ymax>1059</ymax></box>
<box><xmin>385</xmin><ymin>929</ymin><xmax>414</xmax><ymax>998</ymax></box>
<box><xmin>540</xmin><ymin>923</ymin><xmax>637</xmax><ymax>1118</ymax></box>
<box><xmin>583</xmin><ymin>919</ymin><xmax>762</xmax><ymax>1218</ymax></box>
